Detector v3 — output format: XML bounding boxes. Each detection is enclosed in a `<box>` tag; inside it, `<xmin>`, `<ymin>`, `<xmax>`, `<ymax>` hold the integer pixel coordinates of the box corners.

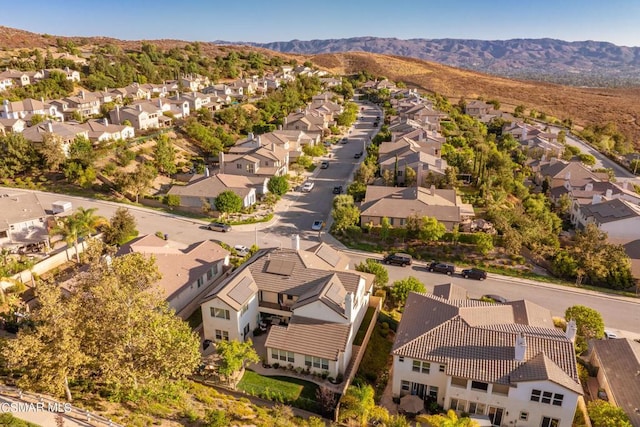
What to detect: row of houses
<box><xmin>0</xmin><ymin>67</ymin><xmax>80</xmax><ymax>91</ymax></box>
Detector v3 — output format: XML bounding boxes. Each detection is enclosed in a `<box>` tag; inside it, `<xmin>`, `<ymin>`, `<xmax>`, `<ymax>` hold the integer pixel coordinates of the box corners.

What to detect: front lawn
<box><xmin>237</xmin><ymin>370</ymin><xmax>320</xmax><ymax>412</ymax></box>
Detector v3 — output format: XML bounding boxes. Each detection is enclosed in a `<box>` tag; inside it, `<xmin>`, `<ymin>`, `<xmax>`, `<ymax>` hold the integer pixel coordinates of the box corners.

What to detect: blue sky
<box><xmin>2</xmin><ymin>0</ymin><xmax>639</xmax><ymax>46</ymax></box>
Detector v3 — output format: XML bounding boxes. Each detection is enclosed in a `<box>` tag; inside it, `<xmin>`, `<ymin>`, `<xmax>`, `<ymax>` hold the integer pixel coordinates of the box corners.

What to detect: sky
<box><xmin>2</xmin><ymin>0</ymin><xmax>640</xmax><ymax>47</ymax></box>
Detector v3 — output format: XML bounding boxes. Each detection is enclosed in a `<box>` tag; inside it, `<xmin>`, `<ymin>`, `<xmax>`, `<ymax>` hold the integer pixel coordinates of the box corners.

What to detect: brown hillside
<box><xmin>311</xmin><ymin>52</ymin><xmax>640</xmax><ymax>145</ymax></box>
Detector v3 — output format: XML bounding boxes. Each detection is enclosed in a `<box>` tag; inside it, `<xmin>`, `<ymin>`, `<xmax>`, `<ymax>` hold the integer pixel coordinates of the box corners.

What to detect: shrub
<box><xmin>164</xmin><ymin>194</ymin><xmax>180</xmax><ymax>207</ymax></box>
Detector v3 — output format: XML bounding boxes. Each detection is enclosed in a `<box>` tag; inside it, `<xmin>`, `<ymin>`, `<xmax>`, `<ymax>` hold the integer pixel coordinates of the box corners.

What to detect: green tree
<box><xmin>67</xmin><ymin>135</ymin><xmax>95</xmax><ymax>167</ymax></box>
<box><xmin>578</xmin><ymin>153</ymin><xmax>596</xmax><ymax>166</ymax></box>
<box><xmin>215</xmin><ymin>190</ymin><xmax>243</xmax><ymax>214</ymax></box>
<box><xmin>339</xmin><ymin>384</ymin><xmax>389</xmax><ymax>427</ymax></box>
<box><xmin>355</xmin><ymin>160</ymin><xmax>376</xmax><ymax>184</ymax></box>
<box><xmin>164</xmin><ymin>194</ymin><xmax>181</xmax><ymax>207</ymax></box>
<box><xmin>418</xmin><ymin>217</ymin><xmax>447</xmax><ymax>243</ymax></box>
<box><xmin>102</xmin><ymin>207</ymin><xmax>138</xmax><ymax>246</ymax></box>
<box><xmin>380</xmin><ymin>217</ymin><xmax>391</xmax><ymax>242</ymax></box>
<box><xmin>154</xmin><ymin>135</ymin><xmax>177</xmax><ymax>175</ymax></box>
<box><xmin>52</xmin><ymin>208</ymin><xmax>105</xmax><ymax>263</ymax></box>
<box><xmin>390</xmin><ymin>277</ymin><xmax>426</xmax><ymax>308</ymax></box>
<box><xmin>116</xmin><ymin>163</ymin><xmax>157</xmax><ymax>203</ymax></box>
<box><xmin>267</xmin><ymin>175</ymin><xmax>289</xmax><ymax>196</ymax></box>
<box><xmin>557</xmin><ymin>130</ymin><xmax>567</xmax><ymax>144</ymax></box>
<box><xmin>296</xmin><ymin>154</ymin><xmax>313</xmax><ymax>169</ymax></box>
<box><xmin>0</xmin><ymin>133</ymin><xmax>39</xmax><ymax>178</ymax></box>
<box><xmin>347</xmin><ymin>181</ymin><xmax>367</xmax><ymax>202</ymax></box>
<box><xmin>355</xmin><ymin>258</ymin><xmax>389</xmax><ymax>288</ymax></box>
<box><xmin>587</xmin><ymin>399</ymin><xmax>632</xmax><ymax>427</ymax></box>
<box><xmin>404</xmin><ymin>166</ymin><xmax>417</xmax><ymax>186</ymax></box>
<box><xmin>475</xmin><ymin>233</ymin><xmax>494</xmax><ymax>255</ymax></box>
<box><xmin>331</xmin><ymin>195</ymin><xmax>360</xmax><ymax>233</ymax></box>
<box><xmin>514</xmin><ymin>105</ymin><xmax>525</xmax><ymax>117</ymax></box>
<box><xmin>565</xmin><ymin>305</ymin><xmax>605</xmax><ymax>354</ymax></box>
<box><xmin>418</xmin><ymin>409</ymin><xmax>479</xmax><ymax>427</ymax></box>
<box><xmin>2</xmin><ymin>281</ymin><xmax>87</xmax><ymax>402</ymax></box>
<box><xmin>215</xmin><ymin>339</ymin><xmax>260</xmax><ymax>384</ymax></box>
<box><xmin>38</xmin><ymin>133</ymin><xmax>66</xmax><ymax>172</ymax></box>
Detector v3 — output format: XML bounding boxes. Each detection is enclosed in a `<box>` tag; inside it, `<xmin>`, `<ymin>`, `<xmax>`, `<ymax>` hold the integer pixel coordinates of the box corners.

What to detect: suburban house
<box><xmin>111</xmin><ymin>83</ymin><xmax>152</xmax><ymax>101</ymax></box>
<box><xmin>44</xmin><ymin>67</ymin><xmax>81</xmax><ymax>82</ymax></box>
<box><xmin>79</xmin><ymin>118</ymin><xmax>135</xmax><ymax>143</ymax></box>
<box><xmin>0</xmin><ymin>118</ymin><xmax>26</xmax><ymax>135</ymax></box>
<box><xmin>117</xmin><ymin>234</ymin><xmax>230</xmax><ymax>316</ymax></box>
<box><xmin>283</xmin><ymin>110</ymin><xmax>329</xmax><ymax>139</ymax></box>
<box><xmin>0</xmin><ymin>73</ymin><xmax>14</xmax><ymax>91</ymax></box>
<box><xmin>535</xmin><ymin>159</ymin><xmax>608</xmax><ymax>188</ymax></box>
<box><xmin>167</xmin><ymin>173</ymin><xmax>262</xmax><ymax>210</ymax></box>
<box><xmin>220</xmin><ymin>136</ymin><xmax>289</xmax><ymax>177</ymax></box>
<box><xmin>161</xmin><ymin>96</ymin><xmax>190</xmax><ymax>119</ymax></box>
<box><xmin>574</xmin><ymin>197</ymin><xmax>640</xmax><ymax>239</ymax></box>
<box><xmin>200</xmin><ymin>242</ymin><xmax>375</xmax><ymax>378</ymax></box>
<box><xmin>1</xmin><ymin>98</ymin><xmax>63</xmax><ymax>122</ymax></box>
<box><xmin>464</xmin><ymin>100</ymin><xmax>495</xmax><ymax>119</ymax></box>
<box><xmin>589</xmin><ymin>338</ymin><xmax>640</xmax><ymax>427</ymax></box>
<box><xmin>181</xmin><ymin>92</ymin><xmax>215</xmax><ymax>113</ymax></box>
<box><xmin>0</xmin><ymin>69</ymin><xmax>31</xmax><ymax>87</ymax></box>
<box><xmin>237</xmin><ymin>130</ymin><xmax>319</xmax><ymax>161</ymax></box>
<box><xmin>379</xmin><ymin>150</ymin><xmax>448</xmax><ymax>185</ymax></box>
<box><xmin>179</xmin><ymin>74</ymin><xmax>210</xmax><ymax>92</ymax></box>
<box><xmin>319</xmin><ymin>77</ymin><xmax>342</xmax><ymax>88</ymax></box>
<box><xmin>109</xmin><ymin>103</ymin><xmax>164</xmax><ymax>131</ymax></box>
<box><xmin>391</xmin><ymin>286</ymin><xmax>582</xmax><ymax>427</ymax></box>
<box><xmin>0</xmin><ymin>192</ymin><xmax>49</xmax><ymax>251</ymax></box>
<box><xmin>22</xmin><ymin>120</ymin><xmax>89</xmax><ymax>155</ymax></box>
<box><xmin>359</xmin><ymin>185</ymin><xmax>474</xmax><ymax>230</ymax></box>
<box><xmin>50</xmin><ymin>91</ymin><xmax>102</xmax><ymax>120</ymax></box>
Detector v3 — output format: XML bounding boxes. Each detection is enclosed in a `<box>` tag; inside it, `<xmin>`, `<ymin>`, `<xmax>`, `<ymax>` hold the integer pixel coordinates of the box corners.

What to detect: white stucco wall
<box><xmin>293</xmin><ymin>300</ymin><xmax>348</xmax><ymax>324</ymax></box>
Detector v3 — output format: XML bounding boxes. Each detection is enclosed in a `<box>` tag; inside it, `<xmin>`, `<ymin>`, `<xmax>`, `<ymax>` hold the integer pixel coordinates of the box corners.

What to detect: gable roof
<box><xmin>540</xmin><ymin>160</ymin><xmax>607</xmax><ymax>187</ymax></box>
<box><xmin>580</xmin><ymin>198</ymin><xmax>640</xmax><ymax>224</ymax></box>
<box><xmin>0</xmin><ymin>192</ymin><xmax>47</xmax><ymax>230</ymax></box>
<box><xmin>393</xmin><ymin>292</ymin><xmax>581</xmax><ymax>394</ymax></box>
<box><xmin>591</xmin><ymin>338</ymin><xmax>640</xmax><ymax>426</ymax></box>
<box><xmin>167</xmin><ymin>174</ymin><xmax>254</xmax><ymax>199</ymax></box>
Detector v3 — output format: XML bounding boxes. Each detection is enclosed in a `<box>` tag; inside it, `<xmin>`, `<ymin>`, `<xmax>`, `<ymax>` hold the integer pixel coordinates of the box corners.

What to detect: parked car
<box><xmin>427</xmin><ymin>262</ymin><xmax>455</xmax><ymax>275</ymax></box>
<box><xmin>482</xmin><ymin>294</ymin><xmax>508</xmax><ymax>304</ymax></box>
<box><xmin>234</xmin><ymin>245</ymin><xmax>249</xmax><ymax>257</ymax></box>
<box><xmin>373</xmin><ymin>122</ymin><xmax>379</xmax><ymax>127</ymax></box>
<box><xmin>354</xmin><ymin>152</ymin><xmax>363</xmax><ymax>159</ymax></box>
<box><xmin>341</xmin><ymin>138</ymin><xmax>349</xmax><ymax>144</ymax></box>
<box><xmin>208</xmin><ymin>222</ymin><xmax>231</xmax><ymax>232</ymax></box>
<box><xmin>382</xmin><ymin>253</ymin><xmax>412</xmax><ymax>267</ymax></box>
<box><xmin>461</xmin><ymin>267</ymin><xmax>487</xmax><ymax>280</ymax></box>
<box><xmin>301</xmin><ymin>181</ymin><xmax>314</xmax><ymax>192</ymax></box>
<box><xmin>311</xmin><ymin>220</ymin><xmax>324</xmax><ymax>231</ymax></box>
<box><xmin>604</xmin><ymin>330</ymin><xmax>619</xmax><ymax>339</ymax></box>
<box><xmin>320</xmin><ymin>161</ymin><xmax>329</xmax><ymax>169</ymax></box>
<box><xmin>333</xmin><ymin>185</ymin><xmax>343</xmax><ymax>194</ymax></box>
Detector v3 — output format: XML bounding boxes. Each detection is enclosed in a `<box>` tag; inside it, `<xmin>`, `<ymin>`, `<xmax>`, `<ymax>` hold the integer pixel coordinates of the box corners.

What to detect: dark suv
<box><xmin>427</xmin><ymin>262</ymin><xmax>455</xmax><ymax>275</ymax></box>
<box><xmin>461</xmin><ymin>268</ymin><xmax>487</xmax><ymax>280</ymax></box>
<box><xmin>382</xmin><ymin>253</ymin><xmax>412</xmax><ymax>267</ymax></box>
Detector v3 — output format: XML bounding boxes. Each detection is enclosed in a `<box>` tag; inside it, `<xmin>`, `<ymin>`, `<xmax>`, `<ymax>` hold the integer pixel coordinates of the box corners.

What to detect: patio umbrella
<box><xmin>399</xmin><ymin>394</ymin><xmax>424</xmax><ymax>414</ymax></box>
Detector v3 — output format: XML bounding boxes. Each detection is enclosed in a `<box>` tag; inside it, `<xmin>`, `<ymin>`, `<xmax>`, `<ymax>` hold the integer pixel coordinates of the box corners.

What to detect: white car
<box><xmin>604</xmin><ymin>330</ymin><xmax>618</xmax><ymax>339</ymax></box>
<box><xmin>301</xmin><ymin>181</ymin><xmax>314</xmax><ymax>192</ymax></box>
<box><xmin>234</xmin><ymin>245</ymin><xmax>249</xmax><ymax>257</ymax></box>
<box><xmin>311</xmin><ymin>220</ymin><xmax>324</xmax><ymax>231</ymax></box>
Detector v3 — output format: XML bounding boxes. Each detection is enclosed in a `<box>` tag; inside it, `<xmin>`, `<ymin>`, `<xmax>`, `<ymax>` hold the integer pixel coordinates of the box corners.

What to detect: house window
<box><xmin>398</xmin><ymin>357</ymin><xmax>404</xmax><ymax>363</ymax></box>
<box><xmin>439</xmin><ymin>364</ymin><xmax>445</xmax><ymax>372</ymax></box>
<box><xmin>412</xmin><ymin>361</ymin><xmax>430</xmax><ymax>374</ymax></box>
<box><xmin>207</xmin><ymin>269</ymin><xmax>213</xmax><ymax>280</ymax></box>
<box><xmin>428</xmin><ymin>386</ymin><xmax>438</xmax><ymax>400</ymax></box>
<box><xmin>468</xmin><ymin>402</ymin><xmax>485</xmax><ymax>415</ymax></box>
<box><xmin>492</xmin><ymin>384</ymin><xmax>509</xmax><ymax>396</ymax></box>
<box><xmin>541</xmin><ymin>417</ymin><xmax>560</xmax><ymax>427</ymax></box>
<box><xmin>471</xmin><ymin>381</ymin><xmax>488</xmax><ymax>392</ymax></box>
<box><xmin>197</xmin><ymin>277</ymin><xmax>204</xmax><ymax>288</ymax></box>
<box><xmin>237</xmin><ymin>163</ymin><xmax>242</xmax><ymax>169</ymax></box>
<box><xmin>531</xmin><ymin>389</ymin><xmax>542</xmax><ymax>402</ymax></box>
<box><xmin>397</xmin><ymin>170</ymin><xmax>403</xmax><ymax>177</ymax></box>
<box><xmin>520</xmin><ymin>412</ymin><xmax>529</xmax><ymax>421</ymax></box>
<box><xmin>309</xmin><ymin>356</ymin><xmax>329</xmax><ymax>370</ymax></box>
<box><xmin>287</xmin><ymin>295</ymin><xmax>293</xmax><ymax>300</ymax></box>
<box><xmin>215</xmin><ymin>329</ymin><xmax>229</xmax><ymax>341</ymax></box>
<box><xmin>211</xmin><ymin>307</ymin><xmax>230</xmax><ymax>319</ymax></box>
<box><xmin>271</xmin><ymin>349</ymin><xmax>294</xmax><ymax>363</ymax></box>
<box><xmin>241</xmin><ymin>304</ymin><xmax>249</xmax><ymax>316</ymax></box>
<box><xmin>552</xmin><ymin>394</ymin><xmax>564</xmax><ymax>406</ymax></box>
<box><xmin>542</xmin><ymin>391</ymin><xmax>553</xmax><ymax>404</ymax></box>
<box><xmin>449</xmin><ymin>398</ymin><xmax>467</xmax><ymax>412</ymax></box>
<box><xmin>401</xmin><ymin>380</ymin><xmax>410</xmax><ymax>391</ymax></box>
<box><xmin>305</xmin><ymin>355</ymin><xmax>312</xmax><ymax>367</ymax></box>
<box><xmin>451</xmin><ymin>377</ymin><xmax>467</xmax><ymax>388</ymax></box>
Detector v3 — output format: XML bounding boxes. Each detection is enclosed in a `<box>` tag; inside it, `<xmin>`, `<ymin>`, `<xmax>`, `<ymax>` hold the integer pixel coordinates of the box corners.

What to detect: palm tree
<box><xmin>418</xmin><ymin>409</ymin><xmax>479</xmax><ymax>427</ymax></box>
<box><xmin>339</xmin><ymin>384</ymin><xmax>389</xmax><ymax>426</ymax></box>
<box><xmin>52</xmin><ymin>208</ymin><xmax>106</xmax><ymax>263</ymax></box>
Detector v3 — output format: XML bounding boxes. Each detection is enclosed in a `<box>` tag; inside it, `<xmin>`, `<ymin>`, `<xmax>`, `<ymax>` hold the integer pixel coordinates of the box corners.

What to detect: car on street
<box><xmin>373</xmin><ymin>122</ymin><xmax>379</xmax><ymax>127</ymax></box>
<box><xmin>234</xmin><ymin>245</ymin><xmax>249</xmax><ymax>257</ymax></box>
<box><xmin>301</xmin><ymin>181</ymin><xmax>314</xmax><ymax>192</ymax></box>
<box><xmin>427</xmin><ymin>261</ymin><xmax>455</xmax><ymax>275</ymax></box>
<box><xmin>320</xmin><ymin>161</ymin><xmax>329</xmax><ymax>169</ymax></box>
<box><xmin>311</xmin><ymin>220</ymin><xmax>324</xmax><ymax>231</ymax></box>
<box><xmin>461</xmin><ymin>267</ymin><xmax>487</xmax><ymax>280</ymax></box>
<box><xmin>382</xmin><ymin>253</ymin><xmax>412</xmax><ymax>267</ymax></box>
<box><xmin>354</xmin><ymin>152</ymin><xmax>362</xmax><ymax>159</ymax></box>
<box><xmin>482</xmin><ymin>294</ymin><xmax>508</xmax><ymax>304</ymax></box>
<box><xmin>208</xmin><ymin>222</ymin><xmax>231</xmax><ymax>232</ymax></box>
<box><xmin>333</xmin><ymin>185</ymin><xmax>343</xmax><ymax>194</ymax></box>
<box><xmin>341</xmin><ymin>138</ymin><xmax>349</xmax><ymax>144</ymax></box>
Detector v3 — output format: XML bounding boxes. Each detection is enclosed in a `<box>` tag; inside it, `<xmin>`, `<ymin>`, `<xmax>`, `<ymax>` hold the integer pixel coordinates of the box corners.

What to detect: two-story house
<box><xmin>1</xmin><ymin>98</ymin><xmax>63</xmax><ymax>122</ymax></box>
<box><xmin>574</xmin><ymin>197</ymin><xmax>640</xmax><ymax>239</ymax></box>
<box><xmin>118</xmin><ymin>234</ymin><xmax>229</xmax><ymax>316</ymax></box>
<box><xmin>79</xmin><ymin>118</ymin><xmax>135</xmax><ymax>143</ymax></box>
<box><xmin>0</xmin><ymin>192</ymin><xmax>49</xmax><ymax>250</ymax></box>
<box><xmin>51</xmin><ymin>90</ymin><xmax>102</xmax><ymax>120</ymax></box>
<box><xmin>220</xmin><ymin>136</ymin><xmax>289</xmax><ymax>177</ymax></box>
<box><xmin>200</xmin><ymin>242</ymin><xmax>374</xmax><ymax>378</ymax></box>
<box><xmin>109</xmin><ymin>103</ymin><xmax>162</xmax><ymax>131</ymax></box>
<box><xmin>391</xmin><ymin>285</ymin><xmax>582</xmax><ymax>427</ymax></box>
<box><xmin>22</xmin><ymin>120</ymin><xmax>89</xmax><ymax>155</ymax></box>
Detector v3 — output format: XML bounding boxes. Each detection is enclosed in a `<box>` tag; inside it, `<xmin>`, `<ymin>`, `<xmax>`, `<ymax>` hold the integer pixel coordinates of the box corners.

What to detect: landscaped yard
<box><xmin>237</xmin><ymin>370</ymin><xmax>320</xmax><ymax>412</ymax></box>
<box><xmin>355</xmin><ymin>319</ymin><xmax>395</xmax><ymax>399</ymax></box>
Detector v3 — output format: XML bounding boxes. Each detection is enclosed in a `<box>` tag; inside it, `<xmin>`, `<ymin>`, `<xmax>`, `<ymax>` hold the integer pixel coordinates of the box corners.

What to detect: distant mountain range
<box><xmin>228</xmin><ymin>37</ymin><xmax>640</xmax><ymax>86</ymax></box>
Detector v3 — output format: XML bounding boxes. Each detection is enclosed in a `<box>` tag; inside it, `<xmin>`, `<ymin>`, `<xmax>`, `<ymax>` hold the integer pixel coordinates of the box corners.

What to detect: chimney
<box><xmin>278</xmin><ymin>124</ymin><xmax>282</xmax><ymax>131</ymax></box>
<box><xmin>605</xmin><ymin>189</ymin><xmax>613</xmax><ymax>199</ymax></box>
<box><xmin>219</xmin><ymin>152</ymin><xmax>225</xmax><ymax>173</ymax></box>
<box><xmin>430</xmin><ymin>185</ymin><xmax>436</xmax><ymax>196</ymax></box>
<box><xmin>115</xmin><ymin>105</ymin><xmax>120</xmax><ymax>123</ymax></box>
<box><xmin>47</xmin><ymin>121</ymin><xmax>53</xmax><ymax>132</ymax></box>
<box><xmin>515</xmin><ymin>332</ymin><xmax>527</xmax><ymax>362</ymax></box>
<box><xmin>592</xmin><ymin>194</ymin><xmax>602</xmax><ymax>204</ymax></box>
<box><xmin>522</xmin><ymin>125</ymin><xmax>528</xmax><ymax>140</ymax></box>
<box><xmin>137</xmin><ymin>104</ymin><xmax>143</xmax><ymax>111</ymax></box>
<box><xmin>291</xmin><ymin>234</ymin><xmax>300</xmax><ymax>251</ymax></box>
<box><xmin>565</xmin><ymin>319</ymin><xmax>577</xmax><ymax>343</ymax></box>
<box><xmin>344</xmin><ymin>292</ymin><xmax>353</xmax><ymax>321</ymax></box>
<box><xmin>248</xmin><ymin>132</ymin><xmax>255</xmax><ymax>141</ymax></box>
<box><xmin>585</xmin><ymin>183</ymin><xmax>593</xmax><ymax>192</ymax></box>
<box><xmin>40</xmin><ymin>97</ymin><xmax>45</xmax><ymax>104</ymax></box>
<box><xmin>205</xmin><ymin>167</ymin><xmax>210</xmax><ymax>177</ymax></box>
<box><xmin>391</xmin><ymin>133</ymin><xmax>396</xmax><ymax>142</ymax></box>
<box><xmin>103</xmin><ymin>117</ymin><xmax>108</xmax><ymax>126</ymax></box>
<box><xmin>622</xmin><ymin>180</ymin><xmax>629</xmax><ymax>190</ymax></box>
<box><xmin>158</xmin><ymin>98</ymin><xmax>162</xmax><ymax>109</ymax></box>
<box><xmin>564</xmin><ymin>171</ymin><xmax>571</xmax><ymax>181</ymax></box>
<box><xmin>80</xmin><ymin>90</ymin><xmax>85</xmax><ymax>100</ymax></box>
